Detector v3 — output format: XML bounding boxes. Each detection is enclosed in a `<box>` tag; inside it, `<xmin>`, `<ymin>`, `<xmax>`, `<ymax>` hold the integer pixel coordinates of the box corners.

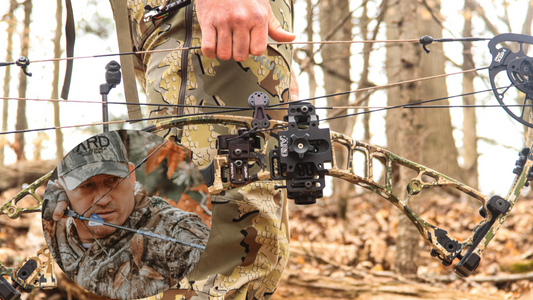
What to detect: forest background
<box><xmin>2</xmin><ymin>0</ymin><xmax>533</xmax><ymax>299</ymax></box>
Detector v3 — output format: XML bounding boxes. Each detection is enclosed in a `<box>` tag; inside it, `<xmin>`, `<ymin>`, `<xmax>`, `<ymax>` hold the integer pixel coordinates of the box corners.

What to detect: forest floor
<box><xmin>2</xmin><ymin>183</ymin><xmax>533</xmax><ymax>300</ymax></box>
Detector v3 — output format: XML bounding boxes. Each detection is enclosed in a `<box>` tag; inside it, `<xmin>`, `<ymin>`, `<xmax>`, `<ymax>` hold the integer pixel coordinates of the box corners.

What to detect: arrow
<box><xmin>64</xmin><ymin>209</ymin><xmax>205</xmax><ymax>250</ymax></box>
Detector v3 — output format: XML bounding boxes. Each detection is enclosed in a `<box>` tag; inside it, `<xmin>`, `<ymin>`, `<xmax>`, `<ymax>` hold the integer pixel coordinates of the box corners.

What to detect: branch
<box><xmin>469</xmin><ymin>0</ymin><xmax>503</xmax><ymax>39</ymax></box>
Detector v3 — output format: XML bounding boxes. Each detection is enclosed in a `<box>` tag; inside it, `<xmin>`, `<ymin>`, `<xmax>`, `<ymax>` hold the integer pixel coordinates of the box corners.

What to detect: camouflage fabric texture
<box><xmin>42</xmin><ymin>181</ymin><xmax>210</xmax><ymax>300</ymax></box>
<box><xmin>118</xmin><ymin>0</ymin><xmax>294</xmax><ymax>299</ymax></box>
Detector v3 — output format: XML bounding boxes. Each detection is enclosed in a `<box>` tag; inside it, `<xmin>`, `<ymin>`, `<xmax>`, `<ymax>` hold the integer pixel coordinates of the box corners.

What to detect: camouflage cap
<box><xmin>58</xmin><ymin>131</ymin><xmax>130</xmax><ymax>191</ymax></box>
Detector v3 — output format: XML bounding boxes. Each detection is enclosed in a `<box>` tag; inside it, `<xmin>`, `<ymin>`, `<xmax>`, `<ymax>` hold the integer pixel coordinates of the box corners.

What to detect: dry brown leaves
<box><xmin>287</xmin><ymin>189</ymin><xmax>533</xmax><ymax>299</ymax></box>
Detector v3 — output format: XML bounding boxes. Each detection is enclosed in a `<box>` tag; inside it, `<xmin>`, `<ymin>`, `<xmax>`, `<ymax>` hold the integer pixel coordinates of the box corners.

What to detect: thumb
<box><xmin>267</xmin><ymin>10</ymin><xmax>296</xmax><ymax>42</ymax></box>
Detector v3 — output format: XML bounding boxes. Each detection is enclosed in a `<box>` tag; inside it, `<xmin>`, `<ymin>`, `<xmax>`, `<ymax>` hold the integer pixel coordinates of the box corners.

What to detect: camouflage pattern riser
<box><xmin>145</xmin><ymin>114</ymin><xmax>524</xmax><ymax>269</ymax></box>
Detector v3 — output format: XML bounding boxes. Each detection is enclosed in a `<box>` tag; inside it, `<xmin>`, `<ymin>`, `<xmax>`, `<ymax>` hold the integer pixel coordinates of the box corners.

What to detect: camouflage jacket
<box><xmin>42</xmin><ymin>182</ymin><xmax>210</xmax><ymax>300</ymax></box>
<box><xmin>107</xmin><ymin>1</ymin><xmax>294</xmax><ymax>299</ymax></box>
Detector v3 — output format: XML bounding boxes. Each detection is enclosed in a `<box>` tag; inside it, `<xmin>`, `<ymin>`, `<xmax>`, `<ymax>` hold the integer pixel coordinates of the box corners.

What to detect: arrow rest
<box><xmin>216</xmin><ymin>128</ymin><xmax>261</xmax><ymax>184</ymax></box>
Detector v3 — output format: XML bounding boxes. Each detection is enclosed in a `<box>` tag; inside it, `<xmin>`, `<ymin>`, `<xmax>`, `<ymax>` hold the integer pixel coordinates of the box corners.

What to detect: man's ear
<box><xmin>128</xmin><ymin>162</ymin><xmax>136</xmax><ymax>184</ymax></box>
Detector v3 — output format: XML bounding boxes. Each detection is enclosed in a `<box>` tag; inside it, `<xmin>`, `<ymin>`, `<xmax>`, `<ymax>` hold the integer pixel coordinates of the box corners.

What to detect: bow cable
<box><xmin>0</xmin><ymin>83</ymin><xmax>517</xmax><ymax>136</ymax></box>
<box><xmin>0</xmin><ymin>36</ymin><xmax>490</xmax><ymax>67</ymax></box>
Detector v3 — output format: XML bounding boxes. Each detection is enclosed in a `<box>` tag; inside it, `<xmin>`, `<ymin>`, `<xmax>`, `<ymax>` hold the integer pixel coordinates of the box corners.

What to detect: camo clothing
<box><xmin>114</xmin><ymin>0</ymin><xmax>294</xmax><ymax>299</ymax></box>
<box><xmin>42</xmin><ymin>182</ymin><xmax>209</xmax><ymax>300</ymax></box>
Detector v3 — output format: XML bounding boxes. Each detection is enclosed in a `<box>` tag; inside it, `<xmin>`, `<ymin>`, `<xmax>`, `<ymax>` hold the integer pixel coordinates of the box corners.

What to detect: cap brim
<box><xmin>61</xmin><ymin>161</ymin><xmax>130</xmax><ymax>190</ymax></box>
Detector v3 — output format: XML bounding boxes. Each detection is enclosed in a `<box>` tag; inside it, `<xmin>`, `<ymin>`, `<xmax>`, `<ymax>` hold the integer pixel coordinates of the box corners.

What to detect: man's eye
<box><xmin>79</xmin><ymin>182</ymin><xmax>93</xmax><ymax>189</ymax></box>
<box><xmin>105</xmin><ymin>176</ymin><xmax>121</xmax><ymax>185</ymax></box>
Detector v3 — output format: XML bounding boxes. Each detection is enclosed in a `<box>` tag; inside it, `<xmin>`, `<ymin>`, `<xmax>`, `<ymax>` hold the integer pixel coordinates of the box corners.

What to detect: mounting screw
<box><xmin>297</xmin><ymin>143</ymin><xmax>304</xmax><ymax>149</ymax></box>
<box><xmin>305</xmin><ymin>181</ymin><xmax>313</xmax><ymax>189</ymax></box>
<box><xmin>234</xmin><ymin>160</ymin><xmax>243</xmax><ymax>168</ymax></box>
<box><xmin>234</xmin><ymin>149</ymin><xmax>242</xmax><ymax>156</ymax></box>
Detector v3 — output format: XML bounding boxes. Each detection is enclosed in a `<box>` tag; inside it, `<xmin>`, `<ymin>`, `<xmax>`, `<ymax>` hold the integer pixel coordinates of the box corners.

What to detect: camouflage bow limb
<box><xmin>0</xmin><ymin>171</ymin><xmax>57</xmax><ymax>300</ymax></box>
<box><xmin>1</xmin><ymin>171</ymin><xmax>52</xmax><ymax>219</ymax></box>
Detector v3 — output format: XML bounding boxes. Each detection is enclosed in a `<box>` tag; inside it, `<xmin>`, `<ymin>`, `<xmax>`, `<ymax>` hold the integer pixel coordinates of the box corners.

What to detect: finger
<box><xmin>233</xmin><ymin>26</ymin><xmax>250</xmax><ymax>62</ymax></box>
<box><xmin>267</xmin><ymin>9</ymin><xmax>296</xmax><ymax>43</ymax></box>
<box><xmin>216</xmin><ymin>25</ymin><xmax>233</xmax><ymax>61</ymax></box>
<box><xmin>250</xmin><ymin>22</ymin><xmax>268</xmax><ymax>56</ymax></box>
<box><xmin>290</xmin><ymin>71</ymin><xmax>299</xmax><ymax>101</ymax></box>
<box><xmin>53</xmin><ymin>201</ymin><xmax>68</xmax><ymax>222</ymax></box>
<box><xmin>201</xmin><ymin>24</ymin><xmax>217</xmax><ymax>59</ymax></box>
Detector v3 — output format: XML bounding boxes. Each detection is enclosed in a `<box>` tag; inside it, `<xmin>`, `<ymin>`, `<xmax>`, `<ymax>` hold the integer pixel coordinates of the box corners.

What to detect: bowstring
<box><xmin>0</xmin><ymin>37</ymin><xmax>495</xmax><ymax>136</ymax></box>
<box><xmin>81</xmin><ymin>221</ymin><xmax>142</xmax><ymax>300</ymax></box>
<box><xmin>0</xmin><ymin>66</ymin><xmax>493</xmax><ymax>135</ymax></box>
<box><xmin>0</xmin><ymin>39</ymin><xmax>428</xmax><ymax>66</ymax></box>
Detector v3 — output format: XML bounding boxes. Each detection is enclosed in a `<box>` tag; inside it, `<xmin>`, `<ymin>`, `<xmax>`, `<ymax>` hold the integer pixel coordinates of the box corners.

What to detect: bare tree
<box><xmin>1</xmin><ymin>0</ymin><xmax>18</xmax><ymax>165</ymax></box>
<box><xmin>13</xmin><ymin>0</ymin><xmax>32</xmax><ymax>162</ymax></box>
<box><xmin>462</xmin><ymin>0</ymin><xmax>479</xmax><ymax>189</ymax></box>
<box><xmin>385</xmin><ymin>0</ymin><xmax>422</xmax><ymax>275</ymax></box>
<box><xmin>318</xmin><ymin>0</ymin><xmax>353</xmax><ymax>218</ymax></box>
<box><xmin>357</xmin><ymin>0</ymin><xmax>386</xmax><ymax>143</ymax></box>
<box><xmin>417</xmin><ymin>0</ymin><xmax>463</xmax><ymax>181</ymax></box>
<box><xmin>52</xmin><ymin>0</ymin><xmax>64</xmax><ymax>159</ymax></box>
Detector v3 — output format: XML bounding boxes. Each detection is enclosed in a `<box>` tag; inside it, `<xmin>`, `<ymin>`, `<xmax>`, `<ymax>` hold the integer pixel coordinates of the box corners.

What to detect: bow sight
<box><xmin>270</xmin><ymin>102</ymin><xmax>332</xmax><ymax>205</ymax></box>
<box><xmin>200</xmin><ymin>92</ymin><xmax>332</xmax><ymax>205</ymax></box>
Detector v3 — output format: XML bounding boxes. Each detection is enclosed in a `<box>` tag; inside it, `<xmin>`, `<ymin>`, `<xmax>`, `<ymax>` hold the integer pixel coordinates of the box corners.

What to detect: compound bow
<box><xmin>2</xmin><ymin>32</ymin><xmax>533</xmax><ymax>299</ymax></box>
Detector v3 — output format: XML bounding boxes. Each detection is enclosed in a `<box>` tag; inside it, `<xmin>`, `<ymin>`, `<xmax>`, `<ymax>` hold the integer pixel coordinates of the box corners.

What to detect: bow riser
<box><xmin>145</xmin><ymin>113</ymin><xmax>496</xmax><ymax>267</ymax></box>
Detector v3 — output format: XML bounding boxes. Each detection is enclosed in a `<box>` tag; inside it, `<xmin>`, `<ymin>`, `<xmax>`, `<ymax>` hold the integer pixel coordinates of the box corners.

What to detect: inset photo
<box><xmin>41</xmin><ymin>130</ymin><xmax>211</xmax><ymax>299</ymax></box>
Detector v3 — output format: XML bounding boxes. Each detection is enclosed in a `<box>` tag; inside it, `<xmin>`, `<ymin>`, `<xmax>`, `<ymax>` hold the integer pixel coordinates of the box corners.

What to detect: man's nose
<box><xmin>94</xmin><ymin>185</ymin><xmax>113</xmax><ymax>206</ymax></box>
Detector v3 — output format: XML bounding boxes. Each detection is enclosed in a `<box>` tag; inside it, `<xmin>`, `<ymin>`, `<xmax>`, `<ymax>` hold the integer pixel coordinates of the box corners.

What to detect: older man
<box><xmin>42</xmin><ymin>131</ymin><xmax>210</xmax><ymax>299</ymax></box>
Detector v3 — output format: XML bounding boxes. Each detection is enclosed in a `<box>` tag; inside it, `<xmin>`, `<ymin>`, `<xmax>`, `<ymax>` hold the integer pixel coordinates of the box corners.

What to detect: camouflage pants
<box><xmin>127</xmin><ymin>0</ymin><xmax>294</xmax><ymax>299</ymax></box>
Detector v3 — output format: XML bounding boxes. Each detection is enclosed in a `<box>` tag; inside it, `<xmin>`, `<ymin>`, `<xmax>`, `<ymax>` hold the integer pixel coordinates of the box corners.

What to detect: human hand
<box><xmin>196</xmin><ymin>0</ymin><xmax>296</xmax><ymax>62</ymax></box>
<box><xmin>42</xmin><ymin>181</ymin><xmax>70</xmax><ymax>222</ymax></box>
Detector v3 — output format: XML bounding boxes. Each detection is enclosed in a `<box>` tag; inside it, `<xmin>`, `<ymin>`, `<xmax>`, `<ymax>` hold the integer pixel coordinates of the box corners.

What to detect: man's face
<box><xmin>64</xmin><ymin>163</ymin><xmax>136</xmax><ymax>243</ymax></box>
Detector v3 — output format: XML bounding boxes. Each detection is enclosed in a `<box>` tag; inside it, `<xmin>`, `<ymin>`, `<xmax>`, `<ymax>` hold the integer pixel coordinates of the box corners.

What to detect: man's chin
<box><xmin>88</xmin><ymin>226</ymin><xmax>118</xmax><ymax>240</ymax></box>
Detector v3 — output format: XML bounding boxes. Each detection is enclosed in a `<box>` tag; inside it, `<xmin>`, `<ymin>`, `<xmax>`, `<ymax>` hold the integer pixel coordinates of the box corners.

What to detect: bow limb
<box><xmin>1</xmin><ymin>171</ymin><xmax>52</xmax><ymax>219</ymax></box>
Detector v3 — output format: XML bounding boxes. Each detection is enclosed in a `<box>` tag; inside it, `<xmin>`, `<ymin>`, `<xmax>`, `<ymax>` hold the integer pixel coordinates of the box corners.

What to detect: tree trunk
<box><xmin>52</xmin><ymin>0</ymin><xmax>64</xmax><ymax>159</ymax></box>
<box><xmin>318</xmin><ymin>0</ymin><xmax>353</xmax><ymax>219</ymax></box>
<box><xmin>14</xmin><ymin>0</ymin><xmax>32</xmax><ymax>162</ymax></box>
<box><xmin>385</xmin><ymin>0</ymin><xmax>422</xmax><ymax>275</ymax></box>
<box><xmin>417</xmin><ymin>0</ymin><xmax>463</xmax><ymax>181</ymax></box>
<box><xmin>358</xmin><ymin>3</ymin><xmax>374</xmax><ymax>144</ymax></box>
<box><xmin>1</xmin><ymin>0</ymin><xmax>18</xmax><ymax>165</ymax></box>
<box><xmin>462</xmin><ymin>0</ymin><xmax>479</xmax><ymax>190</ymax></box>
